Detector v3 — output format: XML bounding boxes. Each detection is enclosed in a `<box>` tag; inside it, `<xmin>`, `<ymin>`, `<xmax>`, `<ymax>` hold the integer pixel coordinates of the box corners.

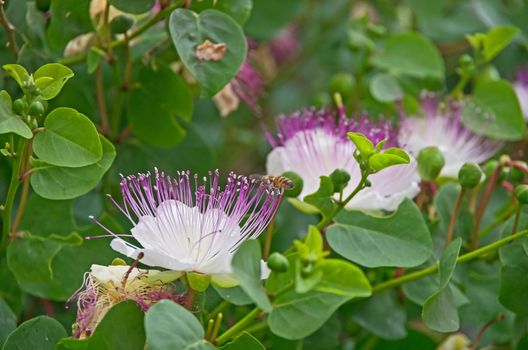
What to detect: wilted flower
<box><xmin>266</xmin><ymin>108</ymin><xmax>420</xmax><ymax>211</ymax></box>
<box><xmin>513</xmin><ymin>66</ymin><xmax>528</xmax><ymax>120</ymax></box>
<box><xmin>398</xmin><ymin>93</ymin><xmax>502</xmax><ymax>178</ymax></box>
<box><xmin>70</xmin><ymin>264</ymin><xmax>182</xmax><ymax>338</ymax></box>
<box><xmin>90</xmin><ymin>169</ymin><xmax>281</xmax><ymax>285</ymax></box>
<box><xmin>213</xmin><ymin>41</ymin><xmax>264</xmax><ymax>117</ymax></box>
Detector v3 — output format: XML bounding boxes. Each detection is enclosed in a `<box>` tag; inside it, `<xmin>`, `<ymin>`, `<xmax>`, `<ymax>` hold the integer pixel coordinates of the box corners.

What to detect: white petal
<box><xmin>266</xmin><ymin>147</ymin><xmax>286</xmax><ymax>175</ymax></box>
<box><xmin>110</xmin><ymin>238</ymin><xmax>194</xmax><ymax>271</ymax></box>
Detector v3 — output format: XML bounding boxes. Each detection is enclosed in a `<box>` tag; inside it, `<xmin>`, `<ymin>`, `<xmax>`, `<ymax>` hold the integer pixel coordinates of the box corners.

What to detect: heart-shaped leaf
<box><xmin>169</xmin><ymin>9</ymin><xmax>247</xmax><ymax>97</ymax></box>
<box><xmin>33</xmin><ymin>107</ymin><xmax>102</xmax><ymax>167</ymax></box>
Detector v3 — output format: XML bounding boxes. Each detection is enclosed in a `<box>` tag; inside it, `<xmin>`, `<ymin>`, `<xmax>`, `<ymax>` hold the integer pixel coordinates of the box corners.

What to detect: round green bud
<box><xmin>509</xmin><ymin>162</ymin><xmax>526</xmax><ymax>183</ymax></box>
<box><xmin>329</xmin><ymin>73</ymin><xmax>356</xmax><ymax>98</ymax></box>
<box><xmin>515</xmin><ymin>185</ymin><xmax>528</xmax><ymax>205</ymax></box>
<box><xmin>458</xmin><ymin>162</ymin><xmax>482</xmax><ymax>189</ymax></box>
<box><xmin>267</xmin><ymin>252</ymin><xmax>289</xmax><ymax>273</ymax></box>
<box><xmin>110</xmin><ymin>15</ymin><xmax>134</xmax><ymax>34</ymax></box>
<box><xmin>28</xmin><ymin>100</ymin><xmax>45</xmax><ymax>117</ymax></box>
<box><xmin>12</xmin><ymin>98</ymin><xmax>27</xmax><ymax>115</ymax></box>
<box><xmin>458</xmin><ymin>54</ymin><xmax>474</xmax><ymax>67</ymax></box>
<box><xmin>282</xmin><ymin>171</ymin><xmax>303</xmax><ymax>198</ymax></box>
<box><xmin>417</xmin><ymin>146</ymin><xmax>445</xmax><ymax>181</ymax></box>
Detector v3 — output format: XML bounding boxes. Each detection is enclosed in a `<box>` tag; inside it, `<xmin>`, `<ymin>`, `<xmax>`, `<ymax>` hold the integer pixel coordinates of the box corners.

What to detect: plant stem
<box><xmin>58</xmin><ymin>2</ymin><xmax>182</xmax><ymax>66</ymax></box>
<box><xmin>11</xmin><ymin>139</ymin><xmax>32</xmax><ymax>235</ymax></box>
<box><xmin>372</xmin><ymin>229</ymin><xmax>528</xmax><ymax>294</ymax></box>
<box><xmin>95</xmin><ymin>65</ymin><xmax>110</xmax><ymax>136</ymax></box>
<box><xmin>445</xmin><ymin>188</ymin><xmax>465</xmax><ymax>247</ymax></box>
<box><xmin>1</xmin><ymin>139</ymin><xmax>27</xmax><ymax>252</ymax></box>
<box><xmin>512</xmin><ymin>205</ymin><xmax>521</xmax><ymax>235</ymax></box>
<box><xmin>209</xmin><ymin>300</ymin><xmax>229</xmax><ymax>318</ymax></box>
<box><xmin>0</xmin><ymin>0</ymin><xmax>19</xmax><ymax>58</ymax></box>
<box><xmin>470</xmin><ymin>314</ymin><xmax>504</xmax><ymax>350</ymax></box>
<box><xmin>215</xmin><ymin>307</ymin><xmax>261</xmax><ymax>345</ymax></box>
<box><xmin>316</xmin><ymin>172</ymin><xmax>368</xmax><ymax>230</ymax></box>
<box><xmin>470</xmin><ymin>165</ymin><xmax>502</xmax><ymax>250</ymax></box>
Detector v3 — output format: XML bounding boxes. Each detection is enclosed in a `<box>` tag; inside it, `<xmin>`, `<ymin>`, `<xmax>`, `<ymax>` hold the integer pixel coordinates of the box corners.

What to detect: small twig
<box><xmin>470</xmin><ymin>165</ymin><xmax>502</xmax><ymax>250</ymax></box>
<box><xmin>0</xmin><ymin>0</ymin><xmax>19</xmax><ymax>57</ymax></box>
<box><xmin>470</xmin><ymin>314</ymin><xmax>504</xmax><ymax>350</ymax></box>
<box><xmin>121</xmin><ymin>252</ymin><xmax>144</xmax><ymax>289</ymax></box>
<box><xmin>445</xmin><ymin>188</ymin><xmax>465</xmax><ymax>247</ymax></box>
<box><xmin>95</xmin><ymin>65</ymin><xmax>110</xmax><ymax>136</ymax></box>
<box><xmin>210</xmin><ymin>313</ymin><xmax>223</xmax><ymax>343</ymax></box>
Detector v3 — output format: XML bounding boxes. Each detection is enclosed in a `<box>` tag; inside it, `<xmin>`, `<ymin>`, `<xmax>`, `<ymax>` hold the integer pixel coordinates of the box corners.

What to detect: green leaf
<box><xmin>461</xmin><ymin>79</ymin><xmax>525</xmax><ymax>141</ymax></box>
<box><xmin>347</xmin><ymin>132</ymin><xmax>374</xmax><ymax>160</ymax></box>
<box><xmin>213</xmin><ymin>285</ymin><xmax>252</xmax><ymax>306</ymax></box>
<box><xmin>422</xmin><ymin>238</ymin><xmax>462</xmax><ymax>332</ymax></box>
<box><xmin>145</xmin><ymin>300</ymin><xmax>216</xmax><ymax>350</ymax></box>
<box><xmin>315</xmin><ymin>259</ymin><xmax>372</xmax><ymax>297</ymax></box>
<box><xmin>2</xmin><ymin>64</ymin><xmax>30</xmax><ymax>88</ymax></box>
<box><xmin>6</xmin><ymin>231</ymin><xmax>83</xmax><ymax>299</ymax></box>
<box><xmin>231</xmin><ymin>240</ymin><xmax>272</xmax><ymax>312</ymax></box>
<box><xmin>329</xmin><ymin>169</ymin><xmax>351</xmax><ymax>193</ymax></box>
<box><xmin>369</xmin><ymin>73</ymin><xmax>403</xmax><ymax>102</ymax></box>
<box><xmin>190</xmin><ymin>0</ymin><xmax>253</xmax><ymax>26</ymax></box>
<box><xmin>57</xmin><ymin>301</ymin><xmax>145</xmax><ymax>350</ymax></box>
<box><xmin>109</xmin><ymin>0</ymin><xmax>154</xmax><ymax>14</ymax></box>
<box><xmin>0</xmin><ymin>90</ymin><xmax>32</xmax><ymax>138</ymax></box>
<box><xmin>368</xmin><ymin>148</ymin><xmax>410</xmax><ymax>172</ymax></box>
<box><xmin>371</xmin><ymin>32</ymin><xmax>445</xmax><ymax>79</ymax></box>
<box><xmin>267</xmin><ymin>254</ymin><xmax>352</xmax><ymax>340</ymax></box>
<box><xmin>128</xmin><ymin>66</ymin><xmax>193</xmax><ymax>148</ymax></box>
<box><xmin>352</xmin><ymin>291</ymin><xmax>407</xmax><ymax>340</ymax></box>
<box><xmin>219</xmin><ymin>332</ymin><xmax>265</xmax><ymax>350</ymax></box>
<box><xmin>499</xmin><ymin>224</ymin><xmax>528</xmax><ymax>315</ymax></box>
<box><xmin>19</xmin><ymin>194</ymin><xmax>75</xmax><ymax>237</ymax></box>
<box><xmin>31</xmin><ymin>135</ymin><xmax>115</xmax><ymax>200</ymax></box>
<box><xmin>433</xmin><ymin>183</ymin><xmax>473</xmax><ymax>242</ymax></box>
<box><xmin>33</xmin><ymin>63</ymin><xmax>74</xmax><ymax>100</ymax></box>
<box><xmin>0</xmin><ymin>298</ymin><xmax>16</xmax><ymax>347</ymax></box>
<box><xmin>3</xmin><ymin>316</ymin><xmax>67</xmax><ymax>350</ymax></box>
<box><xmin>304</xmin><ymin>176</ymin><xmax>337</xmax><ymax>218</ymax></box>
<box><xmin>33</xmin><ymin>107</ymin><xmax>102</xmax><ymax>167</ymax></box>
<box><xmin>483</xmin><ymin>26</ymin><xmax>519</xmax><ymax>62</ymax></box>
<box><xmin>46</xmin><ymin>0</ymin><xmax>92</xmax><ymax>49</ymax></box>
<box><xmin>169</xmin><ymin>9</ymin><xmax>247</xmax><ymax>97</ymax></box>
<box><xmin>327</xmin><ymin>199</ymin><xmax>432</xmax><ymax>267</ymax></box>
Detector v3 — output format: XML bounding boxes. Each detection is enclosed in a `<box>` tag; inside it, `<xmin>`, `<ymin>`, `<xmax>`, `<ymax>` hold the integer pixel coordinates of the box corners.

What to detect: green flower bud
<box><xmin>110</xmin><ymin>15</ymin><xmax>134</xmax><ymax>34</ymax></box>
<box><xmin>12</xmin><ymin>98</ymin><xmax>27</xmax><ymax>115</ymax></box>
<box><xmin>282</xmin><ymin>171</ymin><xmax>303</xmax><ymax>198</ymax></box>
<box><xmin>417</xmin><ymin>146</ymin><xmax>445</xmax><ymax>181</ymax></box>
<box><xmin>267</xmin><ymin>252</ymin><xmax>289</xmax><ymax>273</ymax></box>
<box><xmin>509</xmin><ymin>162</ymin><xmax>526</xmax><ymax>183</ymax></box>
<box><xmin>329</xmin><ymin>73</ymin><xmax>356</xmax><ymax>98</ymax></box>
<box><xmin>458</xmin><ymin>162</ymin><xmax>482</xmax><ymax>189</ymax></box>
<box><xmin>515</xmin><ymin>184</ymin><xmax>528</xmax><ymax>205</ymax></box>
<box><xmin>28</xmin><ymin>100</ymin><xmax>45</xmax><ymax>117</ymax></box>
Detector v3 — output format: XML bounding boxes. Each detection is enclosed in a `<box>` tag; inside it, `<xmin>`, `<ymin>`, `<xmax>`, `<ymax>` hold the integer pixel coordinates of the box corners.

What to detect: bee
<box><xmin>251</xmin><ymin>174</ymin><xmax>295</xmax><ymax>192</ymax></box>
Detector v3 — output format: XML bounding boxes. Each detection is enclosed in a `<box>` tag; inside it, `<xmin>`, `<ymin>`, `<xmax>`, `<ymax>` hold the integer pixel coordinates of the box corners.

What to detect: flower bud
<box><xmin>267</xmin><ymin>252</ymin><xmax>289</xmax><ymax>273</ymax></box>
<box><xmin>12</xmin><ymin>98</ymin><xmax>27</xmax><ymax>115</ymax></box>
<box><xmin>282</xmin><ymin>171</ymin><xmax>303</xmax><ymax>198</ymax></box>
<box><xmin>482</xmin><ymin>160</ymin><xmax>498</xmax><ymax>178</ymax></box>
<box><xmin>458</xmin><ymin>162</ymin><xmax>482</xmax><ymax>189</ymax></box>
<box><xmin>28</xmin><ymin>100</ymin><xmax>45</xmax><ymax>117</ymax></box>
<box><xmin>515</xmin><ymin>184</ymin><xmax>528</xmax><ymax>205</ymax></box>
<box><xmin>417</xmin><ymin>146</ymin><xmax>445</xmax><ymax>181</ymax></box>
